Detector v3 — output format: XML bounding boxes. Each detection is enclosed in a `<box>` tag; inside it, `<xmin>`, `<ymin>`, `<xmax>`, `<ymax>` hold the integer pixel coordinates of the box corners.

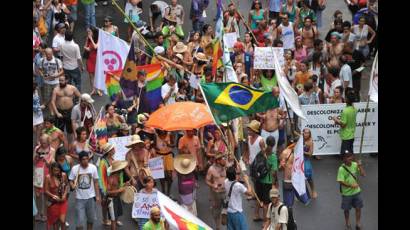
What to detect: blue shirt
<box><xmin>190</xmin><ymin>0</ymin><xmax>209</xmax><ymax>21</ymax></box>
<box><xmin>269</xmin><ymin>0</ymin><xmax>282</xmax><ymax>13</ymax></box>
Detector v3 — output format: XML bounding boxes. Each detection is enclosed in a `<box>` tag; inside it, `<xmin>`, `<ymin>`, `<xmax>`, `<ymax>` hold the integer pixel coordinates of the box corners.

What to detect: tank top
<box><xmin>280</xmin><ymin>22</ymin><xmax>295</xmax><ymax>50</ymax></box>
<box><xmin>60</xmin><ymin>157</ymin><xmax>71</xmax><ymax>175</ymax></box>
<box><xmin>75</xmin><ymin>141</ymin><xmax>90</xmax><ymax>155</ymax></box>
<box><xmin>250</xmin><ymin>9</ymin><xmax>265</xmax><ymax>30</ymax></box>
<box><xmin>294</xmin><ymin>46</ymin><xmax>307</xmax><ymax>62</ymax></box>
<box><xmin>353</xmin><ymin>25</ymin><xmax>369</xmax><ymax>48</ymax></box>
<box><xmin>248</xmin><ymin>136</ymin><xmax>263</xmax><ymax>163</ymax></box>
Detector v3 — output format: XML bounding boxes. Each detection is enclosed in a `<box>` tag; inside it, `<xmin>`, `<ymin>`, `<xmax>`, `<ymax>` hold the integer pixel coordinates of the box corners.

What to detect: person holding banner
<box><xmin>137</xmin><ymin>176</ymin><xmax>159</xmax><ymax>230</ymax></box>
<box><xmin>331</xmin><ymin>91</ymin><xmax>357</xmax><ymax>155</ymax></box>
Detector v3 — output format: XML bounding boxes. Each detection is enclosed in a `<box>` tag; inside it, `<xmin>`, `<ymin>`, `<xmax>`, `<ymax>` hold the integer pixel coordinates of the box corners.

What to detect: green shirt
<box><xmin>337</xmin><ymin>162</ymin><xmax>361</xmax><ymax>196</ymax></box>
<box><xmin>143</xmin><ymin>220</ymin><xmax>165</xmax><ymax>230</ymax></box>
<box><xmin>298</xmin><ymin>8</ymin><xmax>317</xmax><ymax>28</ymax></box>
<box><xmin>81</xmin><ymin>0</ymin><xmax>95</xmax><ymax>5</ymax></box>
<box><xmin>259</xmin><ymin>152</ymin><xmax>278</xmax><ymax>184</ymax></box>
<box><xmin>339</xmin><ymin>106</ymin><xmax>357</xmax><ymax>140</ymax></box>
<box><xmin>260</xmin><ymin>74</ymin><xmax>278</xmax><ymax>92</ymax></box>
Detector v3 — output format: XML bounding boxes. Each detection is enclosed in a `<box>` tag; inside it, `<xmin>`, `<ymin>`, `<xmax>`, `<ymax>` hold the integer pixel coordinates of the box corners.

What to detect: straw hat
<box><xmin>247</xmin><ymin>120</ymin><xmax>261</xmax><ymax>133</ymax></box>
<box><xmin>137</xmin><ymin>113</ymin><xmax>149</xmax><ymax>125</ymax></box>
<box><xmin>165</xmin><ymin>14</ymin><xmax>177</xmax><ymax>23</ymax></box>
<box><xmin>126</xmin><ymin>135</ymin><xmax>144</xmax><ymax>148</ymax></box>
<box><xmin>174</xmin><ymin>154</ymin><xmax>197</xmax><ymax>175</ymax></box>
<box><xmin>173</xmin><ymin>42</ymin><xmax>188</xmax><ymax>53</ymax></box>
<box><xmin>175</xmin><ymin>53</ymin><xmax>184</xmax><ymax>61</ymax></box>
<box><xmin>81</xmin><ymin>93</ymin><xmax>94</xmax><ymax>104</ymax></box>
<box><xmin>194</xmin><ymin>52</ymin><xmax>209</xmax><ymax>62</ymax></box>
<box><xmin>120</xmin><ymin>123</ymin><xmax>131</xmax><ymax>131</ymax></box>
<box><xmin>102</xmin><ymin>143</ymin><xmax>115</xmax><ymax>155</ymax></box>
<box><xmin>107</xmin><ymin>160</ymin><xmax>128</xmax><ymax>174</ymax></box>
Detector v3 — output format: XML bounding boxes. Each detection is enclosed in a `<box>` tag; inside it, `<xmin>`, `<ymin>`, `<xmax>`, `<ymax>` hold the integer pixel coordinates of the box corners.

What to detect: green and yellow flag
<box><xmin>200</xmin><ymin>82</ymin><xmax>279</xmax><ymax>124</ymax></box>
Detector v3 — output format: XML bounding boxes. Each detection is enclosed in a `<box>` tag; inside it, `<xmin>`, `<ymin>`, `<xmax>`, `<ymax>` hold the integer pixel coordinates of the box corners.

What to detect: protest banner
<box><xmin>253</xmin><ymin>47</ymin><xmax>284</xmax><ymax>69</ymax></box>
<box><xmin>108</xmin><ymin>136</ymin><xmax>132</xmax><ymax>161</ymax></box>
<box><xmin>301</xmin><ymin>102</ymin><xmax>378</xmax><ymax>155</ymax></box>
<box><xmin>148</xmin><ymin>157</ymin><xmax>165</xmax><ymax>179</ymax></box>
<box><xmin>223</xmin><ymin>32</ymin><xmax>238</xmax><ymax>50</ymax></box>
<box><xmin>132</xmin><ymin>192</ymin><xmax>159</xmax><ymax>219</ymax></box>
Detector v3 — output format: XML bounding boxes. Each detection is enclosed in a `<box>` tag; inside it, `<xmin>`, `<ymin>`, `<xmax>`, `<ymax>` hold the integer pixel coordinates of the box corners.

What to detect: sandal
<box><xmin>253</xmin><ymin>217</ymin><xmax>263</xmax><ymax>222</ymax></box>
<box><xmin>103</xmin><ymin>220</ymin><xmax>112</xmax><ymax>226</ymax></box>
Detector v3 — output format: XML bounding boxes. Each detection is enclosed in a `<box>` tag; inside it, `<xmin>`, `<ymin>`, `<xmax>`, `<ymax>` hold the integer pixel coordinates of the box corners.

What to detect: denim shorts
<box><xmin>341</xmin><ymin>192</ymin><xmax>364</xmax><ymax>211</ymax></box>
<box><xmin>227</xmin><ymin>212</ymin><xmax>248</xmax><ymax>230</ymax></box>
<box><xmin>75</xmin><ymin>198</ymin><xmax>97</xmax><ymax>227</ymax></box>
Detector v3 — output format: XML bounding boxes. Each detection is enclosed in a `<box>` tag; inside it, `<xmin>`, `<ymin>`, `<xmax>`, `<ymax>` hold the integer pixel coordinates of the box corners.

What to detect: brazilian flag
<box><xmin>200</xmin><ymin>82</ymin><xmax>279</xmax><ymax>124</ymax></box>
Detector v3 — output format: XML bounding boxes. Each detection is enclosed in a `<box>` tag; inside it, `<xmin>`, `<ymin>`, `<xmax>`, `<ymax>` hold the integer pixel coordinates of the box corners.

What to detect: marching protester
<box><xmin>174</xmin><ymin>154</ymin><xmax>198</xmax><ymax>215</ymax></box>
<box><xmin>262</xmin><ymin>188</ymin><xmax>289</xmax><ymax>230</ymax></box>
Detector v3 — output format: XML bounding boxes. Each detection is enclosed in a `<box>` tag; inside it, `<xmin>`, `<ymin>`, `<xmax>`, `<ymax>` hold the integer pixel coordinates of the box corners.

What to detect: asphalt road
<box><xmin>35</xmin><ymin>0</ymin><xmax>378</xmax><ymax>229</ymax></box>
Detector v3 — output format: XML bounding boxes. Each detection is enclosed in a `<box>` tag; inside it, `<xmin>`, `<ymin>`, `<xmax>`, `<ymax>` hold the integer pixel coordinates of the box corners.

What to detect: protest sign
<box><xmin>253</xmin><ymin>47</ymin><xmax>284</xmax><ymax>69</ymax></box>
<box><xmin>223</xmin><ymin>32</ymin><xmax>238</xmax><ymax>50</ymax></box>
<box><xmin>301</xmin><ymin>102</ymin><xmax>378</xmax><ymax>155</ymax></box>
<box><xmin>132</xmin><ymin>192</ymin><xmax>159</xmax><ymax>219</ymax></box>
<box><xmin>108</xmin><ymin>136</ymin><xmax>132</xmax><ymax>161</ymax></box>
<box><xmin>148</xmin><ymin>157</ymin><xmax>165</xmax><ymax>179</ymax></box>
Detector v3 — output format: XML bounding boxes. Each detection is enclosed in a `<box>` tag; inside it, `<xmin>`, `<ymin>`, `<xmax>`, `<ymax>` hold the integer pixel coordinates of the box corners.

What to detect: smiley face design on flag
<box><xmin>214</xmin><ymin>83</ymin><xmax>264</xmax><ymax>110</ymax></box>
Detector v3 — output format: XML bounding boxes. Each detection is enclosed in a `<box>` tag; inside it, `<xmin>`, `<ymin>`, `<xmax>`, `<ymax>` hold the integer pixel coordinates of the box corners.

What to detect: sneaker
<box><xmin>65</xmin><ymin>222</ymin><xmax>69</xmax><ymax>227</ymax></box>
<box><xmin>116</xmin><ymin>221</ymin><xmax>123</xmax><ymax>226</ymax></box>
<box><xmin>102</xmin><ymin>1</ymin><xmax>108</xmax><ymax>6</ymax></box>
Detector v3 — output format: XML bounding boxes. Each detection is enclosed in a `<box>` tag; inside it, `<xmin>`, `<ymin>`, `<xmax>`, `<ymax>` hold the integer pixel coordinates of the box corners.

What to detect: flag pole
<box><xmin>198</xmin><ymin>83</ymin><xmax>264</xmax><ymax>207</ymax></box>
<box><xmin>228</xmin><ymin>0</ymin><xmax>259</xmax><ymax>45</ymax></box>
<box><xmin>357</xmin><ymin>95</ymin><xmax>370</xmax><ymax>161</ymax></box>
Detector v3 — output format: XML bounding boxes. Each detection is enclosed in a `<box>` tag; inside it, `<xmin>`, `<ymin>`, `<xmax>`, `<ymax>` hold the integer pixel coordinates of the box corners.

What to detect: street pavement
<box><xmin>35</xmin><ymin>0</ymin><xmax>378</xmax><ymax>229</ymax></box>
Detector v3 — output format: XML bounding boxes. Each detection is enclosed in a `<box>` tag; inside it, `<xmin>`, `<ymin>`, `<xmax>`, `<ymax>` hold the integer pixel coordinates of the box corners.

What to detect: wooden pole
<box><xmin>228</xmin><ymin>0</ymin><xmax>259</xmax><ymax>45</ymax></box>
<box><xmin>358</xmin><ymin>95</ymin><xmax>371</xmax><ymax>161</ymax></box>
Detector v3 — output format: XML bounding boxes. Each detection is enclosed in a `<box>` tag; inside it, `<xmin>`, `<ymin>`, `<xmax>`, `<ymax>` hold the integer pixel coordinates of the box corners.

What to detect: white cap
<box><xmin>154</xmin><ymin>46</ymin><xmax>165</xmax><ymax>55</ymax></box>
<box><xmin>81</xmin><ymin>93</ymin><xmax>95</xmax><ymax>104</ymax></box>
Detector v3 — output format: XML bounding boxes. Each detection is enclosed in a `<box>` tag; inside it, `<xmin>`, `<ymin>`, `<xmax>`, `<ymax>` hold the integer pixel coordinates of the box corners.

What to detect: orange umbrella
<box><xmin>146</xmin><ymin>102</ymin><xmax>214</xmax><ymax>131</ymax></box>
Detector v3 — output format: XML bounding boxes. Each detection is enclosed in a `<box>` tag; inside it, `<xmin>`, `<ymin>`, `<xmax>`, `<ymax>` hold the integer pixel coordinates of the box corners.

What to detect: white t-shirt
<box><xmin>340</xmin><ymin>64</ymin><xmax>353</xmax><ymax>89</ymax></box>
<box><xmin>69</xmin><ymin>164</ymin><xmax>99</xmax><ymax>200</ymax></box>
<box><xmin>60</xmin><ymin>40</ymin><xmax>81</xmax><ymax>70</ymax></box>
<box><xmin>224</xmin><ymin>179</ymin><xmax>247</xmax><ymax>213</ymax></box>
<box><xmin>329</xmin><ymin>79</ymin><xmax>342</xmax><ymax>97</ymax></box>
<box><xmin>150</xmin><ymin>1</ymin><xmax>168</xmax><ymax>17</ymax></box>
<box><xmin>266</xmin><ymin>202</ymin><xmax>288</xmax><ymax>230</ymax></box>
<box><xmin>52</xmin><ymin>33</ymin><xmax>65</xmax><ymax>57</ymax></box>
<box><xmin>40</xmin><ymin>57</ymin><xmax>63</xmax><ymax>85</ymax></box>
<box><xmin>161</xmin><ymin>83</ymin><xmax>178</xmax><ymax>105</ymax></box>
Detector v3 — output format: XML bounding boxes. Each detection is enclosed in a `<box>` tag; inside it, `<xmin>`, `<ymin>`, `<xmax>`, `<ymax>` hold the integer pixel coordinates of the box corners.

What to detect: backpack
<box><xmin>278</xmin><ymin>204</ymin><xmax>297</xmax><ymax>230</ymax></box>
<box><xmin>250</xmin><ymin>152</ymin><xmax>269</xmax><ymax>180</ymax></box>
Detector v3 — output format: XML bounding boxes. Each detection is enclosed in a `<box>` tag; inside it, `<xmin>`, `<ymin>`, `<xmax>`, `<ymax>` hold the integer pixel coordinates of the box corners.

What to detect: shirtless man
<box><xmin>327</xmin><ymin>33</ymin><xmax>344</xmax><ymax>68</ymax></box>
<box><xmin>124</xmin><ymin>135</ymin><xmax>149</xmax><ymax>189</ymax></box>
<box><xmin>205</xmin><ymin>152</ymin><xmax>227</xmax><ymax>230</ymax></box>
<box><xmin>257</xmin><ymin>88</ymin><xmax>284</xmax><ymax>154</ymax></box>
<box><xmin>42</xmin><ymin>117</ymin><xmax>68</xmax><ymax>150</ymax></box>
<box><xmin>279</xmin><ymin>142</ymin><xmax>311</xmax><ymax>208</ymax></box>
<box><xmin>299</xmin><ymin>17</ymin><xmax>319</xmax><ymax>52</ymax></box>
<box><xmin>51</xmin><ymin>75</ymin><xmax>81</xmax><ymax>142</ymax></box>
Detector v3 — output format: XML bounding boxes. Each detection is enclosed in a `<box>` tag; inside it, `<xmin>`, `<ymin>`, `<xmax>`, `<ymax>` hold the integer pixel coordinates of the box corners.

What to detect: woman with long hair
<box><xmin>243</xmin><ymin>32</ymin><xmax>255</xmax><ymax>81</ymax></box>
<box><xmin>294</xmin><ymin>36</ymin><xmax>308</xmax><ymax>63</ymax></box>
<box><xmin>329</xmin><ymin>86</ymin><xmax>345</xmax><ymax>104</ymax></box>
<box><xmin>68</xmin><ymin>127</ymin><xmax>90</xmax><ymax>161</ymax></box>
<box><xmin>102</xmin><ymin>16</ymin><xmax>119</xmax><ymax>37</ymax></box>
<box><xmin>84</xmin><ymin>26</ymin><xmax>102</xmax><ymax>96</ymax></box>
<box><xmin>206</xmin><ymin>129</ymin><xmax>227</xmax><ymax>166</ymax></box>
<box><xmin>200</xmin><ymin>24</ymin><xmax>214</xmax><ymax>59</ymax></box>
<box><xmin>44</xmin><ymin>162</ymin><xmax>69</xmax><ymax>230</ymax></box>
<box><xmin>352</xmin><ymin>16</ymin><xmax>376</xmax><ymax>59</ymax></box>
<box><xmin>280</xmin><ymin>0</ymin><xmax>299</xmax><ymax>24</ymax></box>
<box><xmin>249</xmin><ymin>0</ymin><xmax>267</xmax><ymax>30</ymax></box>
<box><xmin>105</xmin><ymin>104</ymin><xmax>125</xmax><ymax>138</ymax></box>
<box><xmin>187</xmin><ymin>31</ymin><xmax>202</xmax><ymax>56</ymax></box>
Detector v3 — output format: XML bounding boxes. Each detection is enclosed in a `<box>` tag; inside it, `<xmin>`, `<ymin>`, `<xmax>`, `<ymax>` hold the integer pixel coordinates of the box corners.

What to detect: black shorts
<box><xmin>255</xmin><ymin>180</ymin><xmax>272</xmax><ymax>204</ymax></box>
<box><xmin>340</xmin><ymin>139</ymin><xmax>354</xmax><ymax>155</ymax></box>
<box><xmin>108</xmin><ymin>196</ymin><xmax>123</xmax><ymax>221</ymax></box>
<box><xmin>56</xmin><ymin>109</ymin><xmax>73</xmax><ymax>134</ymax></box>
<box><xmin>341</xmin><ymin>192</ymin><xmax>363</xmax><ymax>211</ymax></box>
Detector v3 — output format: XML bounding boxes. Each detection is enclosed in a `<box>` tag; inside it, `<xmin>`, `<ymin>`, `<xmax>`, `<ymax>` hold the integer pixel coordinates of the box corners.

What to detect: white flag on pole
<box><xmin>272</xmin><ymin>49</ymin><xmax>307</xmax><ymax>120</ymax></box>
<box><xmin>368</xmin><ymin>52</ymin><xmax>378</xmax><ymax>102</ymax></box>
<box><xmin>223</xmin><ymin>42</ymin><xmax>239</xmax><ymax>83</ymax></box>
<box><xmin>95</xmin><ymin>29</ymin><xmax>130</xmax><ymax>94</ymax></box>
<box><xmin>292</xmin><ymin>137</ymin><xmax>306</xmax><ymax>196</ymax></box>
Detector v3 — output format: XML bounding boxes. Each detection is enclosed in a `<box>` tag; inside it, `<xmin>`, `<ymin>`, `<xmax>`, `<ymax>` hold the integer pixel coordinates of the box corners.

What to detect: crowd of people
<box><xmin>33</xmin><ymin>0</ymin><xmax>377</xmax><ymax>229</ymax></box>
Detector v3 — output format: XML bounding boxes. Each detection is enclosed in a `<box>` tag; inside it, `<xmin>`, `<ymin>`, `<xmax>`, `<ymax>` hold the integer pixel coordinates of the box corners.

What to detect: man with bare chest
<box><xmin>327</xmin><ymin>33</ymin><xmax>344</xmax><ymax>68</ymax></box>
<box><xmin>299</xmin><ymin>17</ymin><xmax>319</xmax><ymax>51</ymax></box>
<box><xmin>51</xmin><ymin>75</ymin><xmax>81</xmax><ymax>141</ymax></box>
<box><xmin>124</xmin><ymin>135</ymin><xmax>149</xmax><ymax>189</ymax></box>
<box><xmin>206</xmin><ymin>152</ymin><xmax>227</xmax><ymax>230</ymax></box>
<box><xmin>43</xmin><ymin>117</ymin><xmax>68</xmax><ymax>151</ymax></box>
<box><xmin>258</xmin><ymin>107</ymin><xmax>281</xmax><ymax>153</ymax></box>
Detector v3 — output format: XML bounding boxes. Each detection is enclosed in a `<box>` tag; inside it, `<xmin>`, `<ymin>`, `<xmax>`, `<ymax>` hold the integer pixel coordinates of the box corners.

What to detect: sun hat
<box><xmin>247</xmin><ymin>120</ymin><xmax>261</xmax><ymax>133</ymax></box>
<box><xmin>137</xmin><ymin>113</ymin><xmax>149</xmax><ymax>125</ymax></box>
<box><xmin>107</xmin><ymin>160</ymin><xmax>128</xmax><ymax>174</ymax></box>
<box><xmin>174</xmin><ymin>154</ymin><xmax>197</xmax><ymax>175</ymax></box>
<box><xmin>175</xmin><ymin>53</ymin><xmax>184</xmax><ymax>61</ymax></box>
<box><xmin>269</xmin><ymin>188</ymin><xmax>280</xmax><ymax>198</ymax></box>
<box><xmin>120</xmin><ymin>123</ymin><xmax>131</xmax><ymax>131</ymax></box>
<box><xmin>126</xmin><ymin>135</ymin><xmax>144</xmax><ymax>148</ymax></box>
<box><xmin>194</xmin><ymin>52</ymin><xmax>209</xmax><ymax>62</ymax></box>
<box><xmin>81</xmin><ymin>93</ymin><xmax>94</xmax><ymax>104</ymax></box>
<box><xmin>172</xmin><ymin>42</ymin><xmax>188</xmax><ymax>53</ymax></box>
<box><xmin>102</xmin><ymin>143</ymin><xmax>115</xmax><ymax>155</ymax></box>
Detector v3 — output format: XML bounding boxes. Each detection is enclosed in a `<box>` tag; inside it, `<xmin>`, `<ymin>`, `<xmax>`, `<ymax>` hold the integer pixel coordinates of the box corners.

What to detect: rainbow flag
<box><xmin>144</xmin><ymin>63</ymin><xmax>164</xmax><ymax>111</ymax></box>
<box><xmin>164</xmin><ymin>206</ymin><xmax>206</xmax><ymax>230</ymax></box>
<box><xmin>212</xmin><ymin>0</ymin><xmax>223</xmax><ymax>77</ymax></box>
<box><xmin>105</xmin><ymin>69</ymin><xmax>123</xmax><ymax>101</ymax></box>
<box><xmin>94</xmin><ymin>115</ymin><xmax>108</xmax><ymax>147</ymax></box>
<box><xmin>98</xmin><ymin>158</ymin><xmax>109</xmax><ymax>195</ymax></box>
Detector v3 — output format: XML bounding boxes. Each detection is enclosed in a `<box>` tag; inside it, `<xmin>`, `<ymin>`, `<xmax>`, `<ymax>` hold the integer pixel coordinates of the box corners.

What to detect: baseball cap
<box><xmin>269</xmin><ymin>188</ymin><xmax>280</xmax><ymax>198</ymax></box>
